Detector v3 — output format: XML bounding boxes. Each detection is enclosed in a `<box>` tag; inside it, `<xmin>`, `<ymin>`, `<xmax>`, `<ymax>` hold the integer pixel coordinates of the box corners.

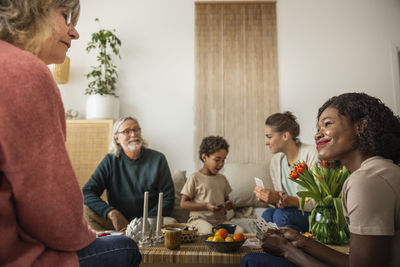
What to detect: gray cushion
<box><xmin>170</xmin><ymin>170</ymin><xmax>190</xmax><ymax>222</ymax></box>
<box><xmin>222</xmin><ymin>163</ymin><xmax>273</xmax><ymax>207</ymax></box>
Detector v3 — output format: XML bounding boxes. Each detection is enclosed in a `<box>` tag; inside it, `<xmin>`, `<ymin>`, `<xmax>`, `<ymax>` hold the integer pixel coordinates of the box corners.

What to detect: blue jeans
<box><xmin>262</xmin><ymin>207</ymin><xmax>310</xmax><ymax>232</ymax></box>
<box><xmin>240</xmin><ymin>252</ymin><xmax>297</xmax><ymax>267</ymax></box>
<box><xmin>77</xmin><ymin>235</ymin><xmax>141</xmax><ymax>267</ymax></box>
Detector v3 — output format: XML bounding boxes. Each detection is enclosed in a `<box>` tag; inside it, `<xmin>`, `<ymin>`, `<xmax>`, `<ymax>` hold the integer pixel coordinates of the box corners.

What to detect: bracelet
<box><xmin>276</xmin><ymin>191</ymin><xmax>288</xmax><ymax>208</ymax></box>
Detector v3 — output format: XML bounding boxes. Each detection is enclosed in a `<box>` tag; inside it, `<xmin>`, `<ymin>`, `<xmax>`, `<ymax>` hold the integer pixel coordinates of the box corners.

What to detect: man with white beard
<box><xmin>83</xmin><ymin>116</ymin><xmax>175</xmax><ymax>231</ymax></box>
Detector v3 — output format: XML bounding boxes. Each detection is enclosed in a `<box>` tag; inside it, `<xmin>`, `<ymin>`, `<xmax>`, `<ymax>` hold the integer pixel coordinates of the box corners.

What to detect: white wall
<box><xmin>61</xmin><ymin>0</ymin><xmax>196</xmax><ymax>173</ymax></box>
<box><xmin>277</xmin><ymin>0</ymin><xmax>400</xmax><ymax>144</ymax></box>
<box><xmin>60</xmin><ymin>0</ymin><xmax>400</xmax><ymax>173</ymax></box>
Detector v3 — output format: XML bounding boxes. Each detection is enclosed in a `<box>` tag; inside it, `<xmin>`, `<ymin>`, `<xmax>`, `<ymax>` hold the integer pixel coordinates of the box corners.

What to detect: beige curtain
<box><xmin>195</xmin><ymin>2</ymin><xmax>279</xmax><ymax>166</ymax></box>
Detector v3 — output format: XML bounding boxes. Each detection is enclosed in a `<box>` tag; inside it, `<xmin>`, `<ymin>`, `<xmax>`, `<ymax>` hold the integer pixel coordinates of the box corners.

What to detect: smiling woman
<box><xmin>0</xmin><ymin>1</ymin><xmax>141</xmax><ymax>267</ymax></box>
<box><xmin>316</xmin><ymin>93</ymin><xmax>400</xmax><ymax>167</ymax></box>
<box><xmin>315</xmin><ymin>107</ymin><xmax>357</xmax><ymax>163</ymax></box>
<box><xmin>241</xmin><ymin>93</ymin><xmax>400</xmax><ymax>267</ymax></box>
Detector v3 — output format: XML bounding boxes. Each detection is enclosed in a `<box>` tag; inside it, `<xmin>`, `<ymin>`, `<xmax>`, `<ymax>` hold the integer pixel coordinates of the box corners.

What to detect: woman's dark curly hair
<box><xmin>317</xmin><ymin>92</ymin><xmax>400</xmax><ymax>164</ymax></box>
<box><xmin>199</xmin><ymin>136</ymin><xmax>229</xmax><ymax>162</ymax></box>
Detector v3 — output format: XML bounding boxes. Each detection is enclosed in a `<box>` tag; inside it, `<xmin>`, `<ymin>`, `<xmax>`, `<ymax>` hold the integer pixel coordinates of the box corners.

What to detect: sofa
<box><xmin>170</xmin><ymin>162</ymin><xmax>273</xmax><ymax>233</ymax></box>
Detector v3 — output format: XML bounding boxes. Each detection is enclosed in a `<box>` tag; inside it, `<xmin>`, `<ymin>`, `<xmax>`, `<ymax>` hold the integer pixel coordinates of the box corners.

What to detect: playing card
<box><xmin>254</xmin><ymin>177</ymin><xmax>264</xmax><ymax>188</ymax></box>
<box><xmin>253</xmin><ymin>218</ymin><xmax>268</xmax><ymax>234</ymax></box>
<box><xmin>253</xmin><ymin>218</ymin><xmax>278</xmax><ymax>234</ymax></box>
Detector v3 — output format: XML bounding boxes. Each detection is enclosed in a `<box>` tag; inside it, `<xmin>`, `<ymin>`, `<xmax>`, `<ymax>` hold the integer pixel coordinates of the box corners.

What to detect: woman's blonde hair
<box><xmin>0</xmin><ymin>0</ymin><xmax>80</xmax><ymax>55</ymax></box>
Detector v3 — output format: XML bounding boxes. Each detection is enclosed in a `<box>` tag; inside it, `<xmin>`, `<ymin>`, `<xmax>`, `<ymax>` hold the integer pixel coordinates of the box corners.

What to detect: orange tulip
<box><xmin>289</xmin><ymin>170</ymin><xmax>299</xmax><ymax>179</ymax></box>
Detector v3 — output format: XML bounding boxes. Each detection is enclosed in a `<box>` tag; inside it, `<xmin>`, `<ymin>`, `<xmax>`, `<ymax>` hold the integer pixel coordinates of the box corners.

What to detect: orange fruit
<box><xmin>225</xmin><ymin>236</ymin><xmax>234</xmax><ymax>242</ymax></box>
<box><xmin>212</xmin><ymin>235</ymin><xmax>224</xmax><ymax>242</ymax></box>
<box><xmin>232</xmin><ymin>232</ymin><xmax>244</xmax><ymax>242</ymax></box>
<box><xmin>207</xmin><ymin>236</ymin><xmax>214</xmax><ymax>241</ymax></box>
<box><xmin>214</xmin><ymin>228</ymin><xmax>228</xmax><ymax>239</ymax></box>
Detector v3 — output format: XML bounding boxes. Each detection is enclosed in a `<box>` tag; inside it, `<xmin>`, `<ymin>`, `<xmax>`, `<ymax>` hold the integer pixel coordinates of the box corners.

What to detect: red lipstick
<box><xmin>316</xmin><ymin>140</ymin><xmax>330</xmax><ymax>148</ymax></box>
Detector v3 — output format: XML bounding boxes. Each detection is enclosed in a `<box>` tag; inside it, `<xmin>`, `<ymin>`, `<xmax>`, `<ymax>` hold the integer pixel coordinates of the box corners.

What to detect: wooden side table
<box><xmin>65</xmin><ymin>120</ymin><xmax>113</xmax><ymax>200</ymax></box>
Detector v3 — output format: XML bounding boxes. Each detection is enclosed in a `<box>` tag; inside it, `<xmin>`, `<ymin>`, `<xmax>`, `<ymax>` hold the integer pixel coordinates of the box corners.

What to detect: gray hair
<box><xmin>109</xmin><ymin>116</ymin><xmax>147</xmax><ymax>157</ymax></box>
<box><xmin>0</xmin><ymin>0</ymin><xmax>80</xmax><ymax>55</ymax></box>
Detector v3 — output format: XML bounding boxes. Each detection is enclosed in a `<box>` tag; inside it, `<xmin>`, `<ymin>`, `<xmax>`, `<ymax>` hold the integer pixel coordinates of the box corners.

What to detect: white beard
<box><xmin>121</xmin><ymin>139</ymin><xmax>143</xmax><ymax>152</ymax></box>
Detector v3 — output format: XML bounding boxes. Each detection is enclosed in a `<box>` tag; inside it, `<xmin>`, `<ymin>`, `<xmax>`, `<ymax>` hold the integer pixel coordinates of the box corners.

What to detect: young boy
<box><xmin>180</xmin><ymin>136</ymin><xmax>244</xmax><ymax>234</ymax></box>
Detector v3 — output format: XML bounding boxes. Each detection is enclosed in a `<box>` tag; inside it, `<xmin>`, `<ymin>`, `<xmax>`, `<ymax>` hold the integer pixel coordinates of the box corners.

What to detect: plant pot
<box><xmin>86</xmin><ymin>94</ymin><xmax>119</xmax><ymax>120</ymax></box>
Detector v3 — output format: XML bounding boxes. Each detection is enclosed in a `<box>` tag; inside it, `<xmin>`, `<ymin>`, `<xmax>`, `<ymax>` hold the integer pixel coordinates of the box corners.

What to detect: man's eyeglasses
<box><xmin>62</xmin><ymin>9</ymin><xmax>73</xmax><ymax>26</ymax></box>
<box><xmin>117</xmin><ymin>128</ymin><xmax>141</xmax><ymax>136</ymax></box>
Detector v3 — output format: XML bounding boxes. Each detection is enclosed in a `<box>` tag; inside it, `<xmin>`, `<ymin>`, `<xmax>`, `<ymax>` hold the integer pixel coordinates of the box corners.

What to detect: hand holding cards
<box><xmin>217</xmin><ymin>203</ymin><xmax>224</xmax><ymax>208</ymax></box>
<box><xmin>217</xmin><ymin>200</ymin><xmax>234</xmax><ymax>210</ymax></box>
<box><xmin>253</xmin><ymin>218</ymin><xmax>279</xmax><ymax>235</ymax></box>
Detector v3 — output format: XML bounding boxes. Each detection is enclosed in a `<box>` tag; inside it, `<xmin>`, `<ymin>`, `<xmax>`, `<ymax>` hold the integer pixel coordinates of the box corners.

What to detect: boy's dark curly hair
<box><xmin>199</xmin><ymin>136</ymin><xmax>229</xmax><ymax>162</ymax></box>
<box><xmin>317</xmin><ymin>92</ymin><xmax>400</xmax><ymax>164</ymax></box>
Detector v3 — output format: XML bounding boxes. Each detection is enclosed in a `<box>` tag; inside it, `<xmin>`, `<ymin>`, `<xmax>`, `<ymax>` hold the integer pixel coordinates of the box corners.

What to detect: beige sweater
<box><xmin>0</xmin><ymin>41</ymin><xmax>96</xmax><ymax>267</ymax></box>
<box><xmin>269</xmin><ymin>143</ymin><xmax>319</xmax><ymax>212</ymax></box>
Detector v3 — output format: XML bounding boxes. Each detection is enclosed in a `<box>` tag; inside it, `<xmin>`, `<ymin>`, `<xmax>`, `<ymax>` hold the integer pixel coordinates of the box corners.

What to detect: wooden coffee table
<box><xmin>139</xmin><ymin>234</ymin><xmax>262</xmax><ymax>267</ymax></box>
<box><xmin>139</xmin><ymin>234</ymin><xmax>349</xmax><ymax>267</ymax></box>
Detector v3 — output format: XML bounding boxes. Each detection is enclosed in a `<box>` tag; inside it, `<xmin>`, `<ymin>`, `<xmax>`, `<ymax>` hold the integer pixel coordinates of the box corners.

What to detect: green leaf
<box><xmin>322</xmin><ymin>195</ymin><xmax>333</xmax><ymax>206</ymax></box>
<box><xmin>297</xmin><ymin>191</ymin><xmax>321</xmax><ymax>202</ymax></box>
<box><xmin>333</xmin><ymin>197</ymin><xmax>346</xmax><ymax>230</ymax></box>
<box><xmin>300</xmin><ymin>197</ymin><xmax>305</xmax><ymax>214</ymax></box>
<box><xmin>299</xmin><ymin>168</ymin><xmax>320</xmax><ymax>194</ymax></box>
<box><xmin>289</xmin><ymin>177</ymin><xmax>312</xmax><ymax>191</ymax></box>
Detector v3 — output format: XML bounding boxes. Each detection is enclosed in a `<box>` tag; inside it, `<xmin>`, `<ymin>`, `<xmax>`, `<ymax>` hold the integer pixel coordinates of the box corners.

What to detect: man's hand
<box><xmin>107</xmin><ymin>209</ymin><xmax>129</xmax><ymax>231</ymax></box>
<box><xmin>254</xmin><ymin>186</ymin><xmax>280</xmax><ymax>204</ymax></box>
<box><xmin>206</xmin><ymin>202</ymin><xmax>223</xmax><ymax>212</ymax></box>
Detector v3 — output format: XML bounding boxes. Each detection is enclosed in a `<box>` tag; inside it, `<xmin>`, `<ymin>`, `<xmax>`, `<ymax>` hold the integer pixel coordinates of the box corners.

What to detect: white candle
<box><xmin>142</xmin><ymin>191</ymin><xmax>148</xmax><ymax>234</ymax></box>
<box><xmin>156</xmin><ymin>192</ymin><xmax>163</xmax><ymax>234</ymax></box>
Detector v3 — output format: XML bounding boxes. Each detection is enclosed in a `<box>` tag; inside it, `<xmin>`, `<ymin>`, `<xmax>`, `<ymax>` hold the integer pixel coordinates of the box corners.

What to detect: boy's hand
<box><xmin>224</xmin><ymin>200</ymin><xmax>234</xmax><ymax>210</ymax></box>
<box><xmin>206</xmin><ymin>202</ymin><xmax>222</xmax><ymax>212</ymax></box>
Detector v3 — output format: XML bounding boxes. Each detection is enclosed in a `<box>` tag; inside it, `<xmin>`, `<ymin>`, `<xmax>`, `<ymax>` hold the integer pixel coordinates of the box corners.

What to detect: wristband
<box><xmin>276</xmin><ymin>191</ymin><xmax>288</xmax><ymax>208</ymax></box>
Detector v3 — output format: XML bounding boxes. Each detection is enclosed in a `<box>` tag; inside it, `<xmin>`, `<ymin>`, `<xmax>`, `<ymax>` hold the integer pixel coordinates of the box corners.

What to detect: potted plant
<box><xmin>85</xmin><ymin>18</ymin><xmax>122</xmax><ymax>120</ymax></box>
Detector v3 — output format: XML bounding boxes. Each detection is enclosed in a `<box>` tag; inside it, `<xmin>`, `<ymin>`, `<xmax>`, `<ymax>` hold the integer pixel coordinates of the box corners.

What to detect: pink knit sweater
<box><xmin>0</xmin><ymin>41</ymin><xmax>96</xmax><ymax>266</ymax></box>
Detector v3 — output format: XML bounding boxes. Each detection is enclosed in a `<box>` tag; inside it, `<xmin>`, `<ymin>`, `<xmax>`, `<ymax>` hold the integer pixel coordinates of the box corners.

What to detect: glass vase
<box><xmin>309</xmin><ymin>205</ymin><xmax>349</xmax><ymax>245</ymax></box>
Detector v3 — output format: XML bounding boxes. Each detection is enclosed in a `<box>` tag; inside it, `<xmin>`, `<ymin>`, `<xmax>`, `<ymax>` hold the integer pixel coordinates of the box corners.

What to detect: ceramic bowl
<box><xmin>202</xmin><ymin>234</ymin><xmax>246</xmax><ymax>253</ymax></box>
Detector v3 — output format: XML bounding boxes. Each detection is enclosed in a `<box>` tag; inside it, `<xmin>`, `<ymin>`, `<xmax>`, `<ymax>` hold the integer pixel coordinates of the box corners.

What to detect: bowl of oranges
<box><xmin>202</xmin><ymin>227</ymin><xmax>245</xmax><ymax>253</ymax></box>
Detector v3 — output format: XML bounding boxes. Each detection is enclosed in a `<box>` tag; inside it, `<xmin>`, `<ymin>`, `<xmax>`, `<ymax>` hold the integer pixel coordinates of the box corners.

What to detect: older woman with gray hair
<box><xmin>0</xmin><ymin>1</ymin><xmax>140</xmax><ymax>266</ymax></box>
<box><xmin>83</xmin><ymin>116</ymin><xmax>175</xmax><ymax>232</ymax></box>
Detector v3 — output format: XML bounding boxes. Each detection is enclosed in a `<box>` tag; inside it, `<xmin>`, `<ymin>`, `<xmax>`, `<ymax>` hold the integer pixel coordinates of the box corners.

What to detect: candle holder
<box><xmin>153</xmin><ymin>230</ymin><xmax>164</xmax><ymax>244</ymax></box>
<box><xmin>137</xmin><ymin>230</ymin><xmax>152</xmax><ymax>247</ymax></box>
